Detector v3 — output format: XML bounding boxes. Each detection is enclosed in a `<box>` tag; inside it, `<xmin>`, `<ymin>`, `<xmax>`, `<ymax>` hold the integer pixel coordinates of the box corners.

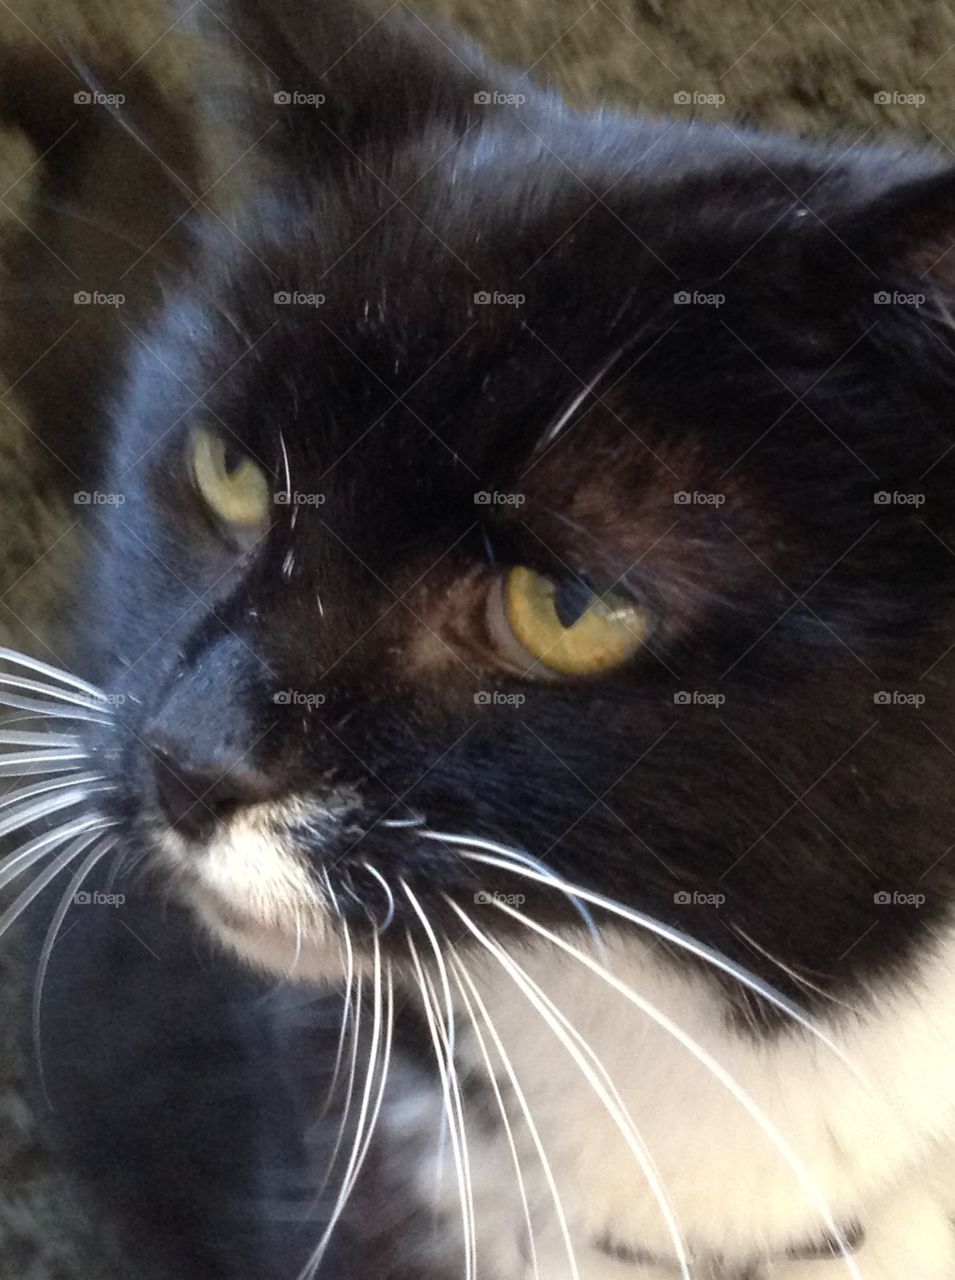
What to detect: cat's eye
<box><xmin>189</xmin><ymin>428</ymin><xmax>271</xmax><ymax>536</ymax></box>
<box><xmin>490</xmin><ymin>565</ymin><xmax>647</xmax><ymax>676</ymax></box>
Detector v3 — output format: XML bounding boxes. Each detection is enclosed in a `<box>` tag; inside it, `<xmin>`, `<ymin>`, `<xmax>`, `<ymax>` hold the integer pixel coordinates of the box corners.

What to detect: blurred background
<box><xmin>0</xmin><ymin>0</ymin><xmax>951</xmax><ymax>1275</ymax></box>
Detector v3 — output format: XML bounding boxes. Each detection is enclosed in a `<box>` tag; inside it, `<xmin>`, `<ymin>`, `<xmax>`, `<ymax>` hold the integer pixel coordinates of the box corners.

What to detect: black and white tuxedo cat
<box><xmin>3</xmin><ymin>1</ymin><xmax>955</xmax><ymax>1276</ymax></box>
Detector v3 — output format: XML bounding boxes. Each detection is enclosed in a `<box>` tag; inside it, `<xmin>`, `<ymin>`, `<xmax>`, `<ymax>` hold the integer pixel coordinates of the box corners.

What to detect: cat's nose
<box><xmin>145</xmin><ymin>728</ymin><xmax>279</xmax><ymax>838</ymax></box>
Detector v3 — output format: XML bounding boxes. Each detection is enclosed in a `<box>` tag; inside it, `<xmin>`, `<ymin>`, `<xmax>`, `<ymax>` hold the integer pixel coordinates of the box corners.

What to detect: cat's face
<box><xmin>77</xmin><ymin>0</ymin><xmax>955</xmax><ymax>1009</ymax></box>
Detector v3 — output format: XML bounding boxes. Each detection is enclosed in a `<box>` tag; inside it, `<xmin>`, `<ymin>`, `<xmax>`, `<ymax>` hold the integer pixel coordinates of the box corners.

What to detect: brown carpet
<box><xmin>0</xmin><ymin>0</ymin><xmax>953</xmax><ymax>1275</ymax></box>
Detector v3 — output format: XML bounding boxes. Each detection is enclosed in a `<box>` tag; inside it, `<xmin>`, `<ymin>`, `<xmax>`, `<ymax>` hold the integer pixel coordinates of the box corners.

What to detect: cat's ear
<box><xmin>847</xmin><ymin>166</ymin><xmax>955</xmax><ymax>286</ymax></box>
<box><xmin>202</xmin><ymin>0</ymin><xmax>509</xmax><ymax>161</ymax></box>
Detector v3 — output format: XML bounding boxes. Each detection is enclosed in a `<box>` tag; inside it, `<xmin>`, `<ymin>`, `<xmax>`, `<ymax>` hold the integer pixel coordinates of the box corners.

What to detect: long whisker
<box><xmin>361</xmin><ymin>863</ymin><xmax>396</xmax><ymax>933</ymax></box>
<box><xmin>445</xmin><ymin>841</ymin><xmax>816</xmax><ymax>1027</ymax></box>
<box><xmin>448</xmin><ymin>911</ymin><xmax>691</xmax><ymax>1280</ymax></box>
<box><xmin>321</xmin><ymin>914</ymin><xmax>356</xmax><ymax>1120</ymax></box>
<box><xmin>421</xmin><ymin>830</ymin><xmax>603</xmax><ymax>953</ymax></box>
<box><xmin>0</xmin><ymin>646</ymin><xmax>107</xmax><ymax>700</ymax></box>
<box><xmin>0</xmin><ymin>683</ymin><xmax>114</xmax><ymax>722</ymax></box>
<box><xmin>302</xmin><ymin>937</ymin><xmax>391</xmax><ymax>1280</ymax></box>
<box><xmin>0</xmin><ymin>730</ymin><xmax>84</xmax><ymax>748</ymax></box>
<box><xmin>0</xmin><ymin>772</ymin><xmax>108</xmax><ymax>813</ymax></box>
<box><xmin>32</xmin><ymin>831</ymin><xmax>119</xmax><ymax>1107</ymax></box>
<box><xmin>0</xmin><ymin>820</ymin><xmax>116</xmax><ymax>938</ymax></box>
<box><xmin>407</xmin><ymin>930</ymin><xmax>475</xmax><ymax>1280</ymax></box>
<box><xmin>453</xmin><ymin>955</ymin><xmax>581</xmax><ymax>1280</ymax></box>
<box><xmin>463</xmin><ymin>899</ymin><xmax>865</xmax><ymax>1279</ymax></box>
<box><xmin>315</xmin><ymin>972</ymin><xmax>363</xmax><ymax>1195</ymax></box>
<box><xmin>0</xmin><ymin>814</ymin><xmax>113</xmax><ymax>894</ymax></box>
<box><xmin>451</xmin><ymin>959</ymin><xmax>541</xmax><ymax>1280</ymax></box>
<box><xmin>0</xmin><ymin>785</ymin><xmax>108</xmax><ymax>844</ymax></box>
<box><xmin>0</xmin><ymin>750</ymin><xmax>92</xmax><ymax>776</ymax></box>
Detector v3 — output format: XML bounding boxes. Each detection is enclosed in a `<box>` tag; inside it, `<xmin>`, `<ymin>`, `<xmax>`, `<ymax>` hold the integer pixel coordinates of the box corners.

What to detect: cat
<box><xmin>4</xmin><ymin>0</ymin><xmax>955</xmax><ymax>1276</ymax></box>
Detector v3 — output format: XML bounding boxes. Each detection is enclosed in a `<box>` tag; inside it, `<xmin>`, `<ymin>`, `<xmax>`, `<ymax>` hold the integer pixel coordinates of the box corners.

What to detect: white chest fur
<box><xmin>398</xmin><ymin>929</ymin><xmax>955</xmax><ymax>1278</ymax></box>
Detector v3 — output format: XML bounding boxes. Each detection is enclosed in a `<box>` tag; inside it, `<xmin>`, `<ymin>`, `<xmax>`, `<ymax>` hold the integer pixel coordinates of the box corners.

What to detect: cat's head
<box><xmin>71</xmin><ymin>0</ymin><xmax>955</xmax><ymax>1011</ymax></box>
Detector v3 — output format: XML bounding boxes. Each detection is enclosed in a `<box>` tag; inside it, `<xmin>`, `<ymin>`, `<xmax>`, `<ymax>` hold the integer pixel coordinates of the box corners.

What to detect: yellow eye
<box><xmin>499</xmin><ymin>565</ymin><xmax>647</xmax><ymax>676</ymax></box>
<box><xmin>190</xmin><ymin>429</ymin><xmax>271</xmax><ymax>532</ymax></box>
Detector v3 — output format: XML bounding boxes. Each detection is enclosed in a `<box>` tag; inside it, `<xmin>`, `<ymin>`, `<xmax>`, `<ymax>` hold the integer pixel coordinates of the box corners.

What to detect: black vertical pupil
<box><xmin>554</xmin><ymin>578</ymin><xmax>594</xmax><ymax>628</ymax></box>
<box><xmin>222</xmin><ymin>442</ymin><xmax>245</xmax><ymax>475</ymax></box>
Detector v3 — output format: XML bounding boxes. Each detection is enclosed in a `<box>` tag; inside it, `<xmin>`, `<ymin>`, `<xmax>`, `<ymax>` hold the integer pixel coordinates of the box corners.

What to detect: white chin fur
<box><xmin>159</xmin><ymin>804</ymin><xmax>346</xmax><ymax>982</ymax></box>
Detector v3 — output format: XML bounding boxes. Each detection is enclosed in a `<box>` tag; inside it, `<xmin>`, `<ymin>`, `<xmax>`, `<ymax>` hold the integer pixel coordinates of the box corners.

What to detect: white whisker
<box><xmin>451</xmin><ymin>958</ymin><xmax>541</xmax><ymax>1280</ymax></box>
<box><xmin>453</xmin><ymin>955</ymin><xmax>581</xmax><ymax>1280</ymax></box>
<box><xmin>466</xmin><ymin>898</ymin><xmax>865</xmax><ymax>1279</ymax></box>
<box><xmin>315</xmin><ymin>972</ymin><xmax>363</xmax><ymax>1193</ymax></box>
<box><xmin>362</xmin><ymin>863</ymin><xmax>396</xmax><ymax>933</ymax></box>
<box><xmin>32</xmin><ymin>831</ymin><xmax>119</xmax><ymax>1107</ymax></box>
<box><xmin>0</xmin><ymin>786</ymin><xmax>104</xmax><ymax>843</ymax></box>
<box><xmin>0</xmin><ymin>773</ymin><xmax>107</xmax><ymax>813</ymax></box>
<box><xmin>321</xmin><ymin>915</ymin><xmax>356</xmax><ymax>1119</ymax></box>
<box><xmin>302</xmin><ymin>937</ymin><xmax>392</xmax><ymax>1280</ymax></box>
<box><xmin>449</xmin><ymin>843</ymin><xmax>819</xmax><ymax>1029</ymax></box>
<box><xmin>0</xmin><ymin>645</ymin><xmax>107</xmax><ymax>700</ymax></box>
<box><xmin>0</xmin><ymin>750</ymin><xmax>91</xmax><ymax>776</ymax></box>
<box><xmin>0</xmin><ymin>820</ymin><xmax>115</xmax><ymax>937</ymax></box>
<box><xmin>421</xmin><ymin>830</ymin><xmax>603</xmax><ymax>954</ymax></box>
<box><xmin>0</xmin><ymin>730</ymin><xmax>84</xmax><ymax>748</ymax></box>
<box><xmin>407</xmin><ymin>930</ymin><xmax>475</xmax><ymax>1280</ymax></box>
<box><xmin>448</xmin><ymin>906</ymin><xmax>691</xmax><ymax>1280</ymax></box>
<box><xmin>0</xmin><ymin>685</ymin><xmax>114</xmax><ymax>723</ymax></box>
<box><xmin>0</xmin><ymin>814</ymin><xmax>112</xmax><ymax>894</ymax></box>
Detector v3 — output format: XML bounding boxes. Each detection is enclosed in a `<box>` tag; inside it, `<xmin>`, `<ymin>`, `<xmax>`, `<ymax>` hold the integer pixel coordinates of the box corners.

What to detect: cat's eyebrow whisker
<box><xmin>406</xmin><ymin>927</ymin><xmax>476</xmax><ymax>1280</ymax></box>
<box><xmin>32</xmin><ymin>831</ymin><xmax>119</xmax><ymax>1107</ymax></box>
<box><xmin>452</xmin><ymin>953</ymin><xmax>580</xmax><ymax>1280</ymax></box>
<box><xmin>0</xmin><ymin>813</ymin><xmax>112</xmax><ymax>894</ymax></box>
<box><xmin>361</xmin><ymin>862</ymin><xmax>396</xmax><ymax>933</ymax></box>
<box><xmin>447</xmin><ymin>906</ymin><xmax>692</xmax><ymax>1280</ymax></box>
<box><xmin>419</xmin><ymin>830</ymin><xmax>604</xmax><ymax>954</ymax></box>
<box><xmin>0</xmin><ymin>818</ymin><xmax>117</xmax><ymax>939</ymax></box>
<box><xmin>0</xmin><ymin>645</ymin><xmax>108</xmax><ymax>700</ymax></box>
<box><xmin>301</xmin><ymin>937</ymin><xmax>393</xmax><ymax>1280</ymax></box>
<box><xmin>451</xmin><ymin>959</ymin><xmax>542</xmax><ymax>1280</ymax></box>
<box><xmin>463</xmin><ymin>898</ymin><xmax>865</xmax><ymax>1280</ymax></box>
